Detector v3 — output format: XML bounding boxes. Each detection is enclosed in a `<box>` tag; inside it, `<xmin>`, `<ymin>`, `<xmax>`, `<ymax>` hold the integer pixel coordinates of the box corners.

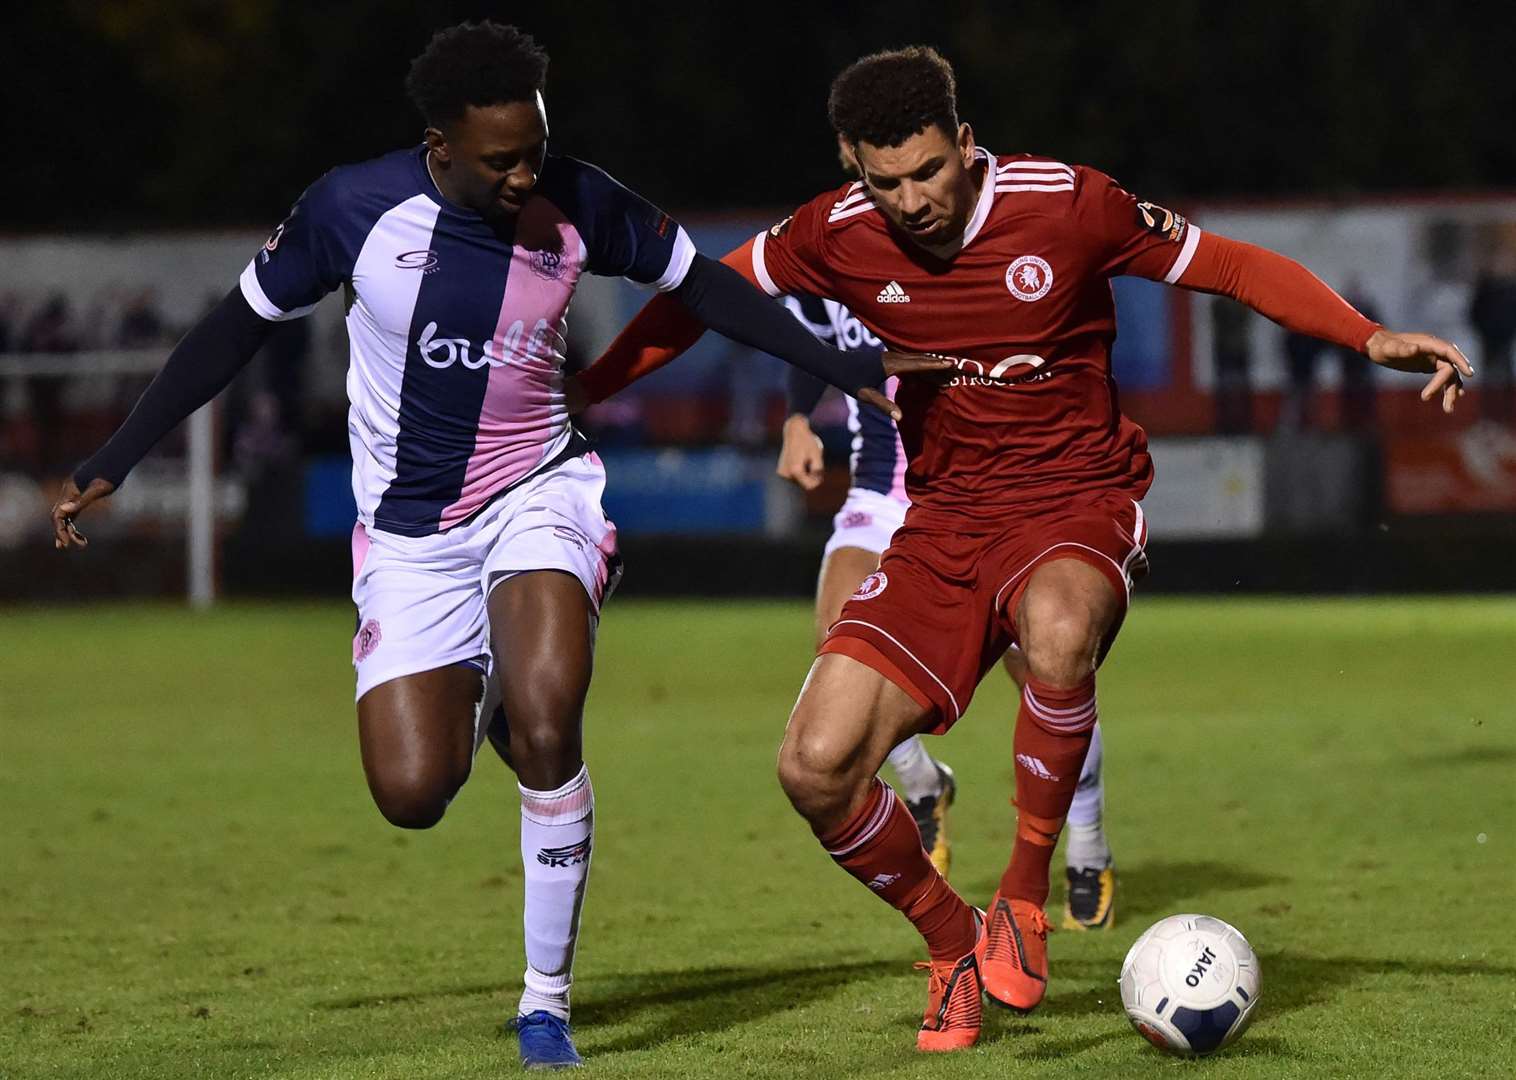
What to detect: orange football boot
<box><xmin>916</xmin><ymin>909</ymin><xmax>985</xmax><ymax>1052</ymax></box>
<box><xmin>977</xmin><ymin>893</ymin><xmax>1052</xmax><ymax>1013</ymax></box>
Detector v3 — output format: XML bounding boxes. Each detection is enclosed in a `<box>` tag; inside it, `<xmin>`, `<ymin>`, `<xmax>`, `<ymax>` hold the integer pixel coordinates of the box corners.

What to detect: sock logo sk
<box><xmin>537</xmin><ymin>839</ymin><xmax>593</xmax><ymax>868</ymax></box>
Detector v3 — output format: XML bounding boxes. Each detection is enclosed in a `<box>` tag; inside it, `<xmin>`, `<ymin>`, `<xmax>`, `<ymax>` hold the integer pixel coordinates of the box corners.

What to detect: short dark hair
<box><xmin>827</xmin><ymin>46</ymin><xmax>959</xmax><ymax>149</ymax></box>
<box><xmin>405</xmin><ymin>21</ymin><xmax>550</xmax><ymax>128</ymax></box>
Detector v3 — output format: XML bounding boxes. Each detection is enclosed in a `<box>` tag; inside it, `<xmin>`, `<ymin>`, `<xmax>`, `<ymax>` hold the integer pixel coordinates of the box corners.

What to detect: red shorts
<box><xmin>820</xmin><ymin>489</ymin><xmax>1149</xmax><ymax>734</ymax></box>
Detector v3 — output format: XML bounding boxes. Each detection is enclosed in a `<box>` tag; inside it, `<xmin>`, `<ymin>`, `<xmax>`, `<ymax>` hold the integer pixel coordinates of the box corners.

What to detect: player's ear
<box><xmin>424</xmin><ymin>126</ymin><xmax>449</xmax><ymax>164</ymax></box>
<box><xmin>957</xmin><ymin>123</ymin><xmax>975</xmax><ymax>167</ymax></box>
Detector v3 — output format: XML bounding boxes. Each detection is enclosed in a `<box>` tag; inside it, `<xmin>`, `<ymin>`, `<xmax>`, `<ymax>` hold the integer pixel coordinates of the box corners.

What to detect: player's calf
<box><xmin>781</xmin><ymin>655</ymin><xmax>978</xmax><ymax>987</ymax></box>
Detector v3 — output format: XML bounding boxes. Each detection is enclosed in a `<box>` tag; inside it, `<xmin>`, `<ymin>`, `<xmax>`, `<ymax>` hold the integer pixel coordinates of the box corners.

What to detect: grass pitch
<box><xmin>2</xmin><ymin>597</ymin><xmax>1513</xmax><ymax>1079</ymax></box>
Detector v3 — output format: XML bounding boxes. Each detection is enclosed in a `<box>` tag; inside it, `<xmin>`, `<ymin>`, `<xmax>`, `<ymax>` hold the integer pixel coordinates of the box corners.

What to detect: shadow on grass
<box><xmin>574</xmin><ymin>959</ymin><xmax>899</xmax><ymax>1055</ymax></box>
<box><xmin>318</xmin><ymin>982</ymin><xmax>507</xmax><ymax>1010</ymax></box>
<box><xmin>960</xmin><ymin>859</ymin><xmax>1291</xmax><ymax>923</ymax></box>
<box><xmin>313</xmin><ymin>931</ymin><xmax>1516</xmax><ymax>1063</ymax></box>
<box><xmin>315</xmin><ymin>959</ymin><xmax>904</xmax><ymax>1057</ymax></box>
<box><xmin>1411</xmin><ymin>743</ymin><xmax>1516</xmax><ymax>767</ymax></box>
<box><xmin>1034</xmin><ymin>949</ymin><xmax>1516</xmax><ymax>1024</ymax></box>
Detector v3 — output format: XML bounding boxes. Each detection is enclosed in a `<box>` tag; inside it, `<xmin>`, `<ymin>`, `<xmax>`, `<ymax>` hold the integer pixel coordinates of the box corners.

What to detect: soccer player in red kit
<box><xmin>572</xmin><ymin>47</ymin><xmax>1471</xmax><ymax>1051</ymax></box>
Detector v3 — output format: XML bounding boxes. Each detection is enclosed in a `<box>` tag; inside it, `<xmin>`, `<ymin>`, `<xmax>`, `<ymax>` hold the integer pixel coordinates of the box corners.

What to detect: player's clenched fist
<box><xmin>777</xmin><ymin>414</ymin><xmax>826</xmax><ymax>491</ymax></box>
<box><xmin>1366</xmin><ymin>329</ymin><xmax>1474</xmax><ymax>414</ymax></box>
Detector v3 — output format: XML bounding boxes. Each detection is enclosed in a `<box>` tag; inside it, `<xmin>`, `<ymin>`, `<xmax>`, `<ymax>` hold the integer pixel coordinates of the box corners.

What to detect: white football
<box><xmin>1119</xmin><ymin>913</ymin><xmax>1261</xmax><ymax>1056</ymax></box>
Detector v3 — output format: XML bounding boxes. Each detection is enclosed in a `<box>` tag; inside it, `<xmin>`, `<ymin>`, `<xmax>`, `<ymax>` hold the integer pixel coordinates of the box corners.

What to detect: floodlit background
<box><xmin>3</xmin><ymin>0</ymin><xmax>1516</xmax><ymax>598</ymax></box>
<box><xmin>2</xmin><ymin>4</ymin><xmax>1512</xmax><ymax>1078</ymax></box>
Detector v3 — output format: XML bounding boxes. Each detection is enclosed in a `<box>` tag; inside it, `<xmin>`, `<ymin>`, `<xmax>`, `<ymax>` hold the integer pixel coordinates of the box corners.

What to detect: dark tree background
<box><xmin>5</xmin><ymin>0</ymin><xmax>1514</xmax><ymax>230</ymax></box>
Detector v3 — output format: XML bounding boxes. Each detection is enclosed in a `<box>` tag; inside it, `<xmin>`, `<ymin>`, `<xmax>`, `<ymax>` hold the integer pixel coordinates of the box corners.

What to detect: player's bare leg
<box><xmin>778</xmin><ymin>654</ymin><xmax>983</xmax><ymax>1051</ymax></box>
<box><xmin>816</xmin><ymin>546</ymin><xmax>956</xmax><ymax>875</ymax></box>
<box><xmin>981</xmin><ymin>557</ymin><xmax>1120</xmax><ymax>1013</ymax></box>
<box><xmin>487</xmin><ymin>569</ymin><xmax>596</xmax><ymax>1063</ymax></box>
<box><xmin>357</xmin><ymin>665</ymin><xmax>485</xmax><ymax>829</ymax></box>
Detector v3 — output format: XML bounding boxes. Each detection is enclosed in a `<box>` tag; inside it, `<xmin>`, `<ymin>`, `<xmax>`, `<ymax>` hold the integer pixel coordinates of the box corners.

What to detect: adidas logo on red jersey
<box><xmin>876</xmin><ymin>280</ymin><xmax>911</xmax><ymax>303</ymax></box>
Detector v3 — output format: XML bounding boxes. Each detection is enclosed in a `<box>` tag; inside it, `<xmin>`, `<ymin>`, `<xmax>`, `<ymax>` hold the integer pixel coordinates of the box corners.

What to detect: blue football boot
<box><xmin>511</xmin><ymin>1010</ymin><xmax>583</xmax><ymax>1070</ymax></box>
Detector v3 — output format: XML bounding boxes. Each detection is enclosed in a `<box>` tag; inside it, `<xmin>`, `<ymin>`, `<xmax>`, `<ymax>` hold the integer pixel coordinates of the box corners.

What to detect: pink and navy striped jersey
<box><xmin>240</xmin><ymin>146</ymin><xmax>695</xmax><ymax>536</ymax></box>
<box><xmin>783</xmin><ymin>295</ymin><xmax>908</xmax><ymax>504</ymax></box>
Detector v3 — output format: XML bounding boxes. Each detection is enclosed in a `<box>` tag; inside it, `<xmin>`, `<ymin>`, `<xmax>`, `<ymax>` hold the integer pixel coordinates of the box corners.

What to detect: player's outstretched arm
<box><xmin>51</xmin><ymin>287</ymin><xmax>276</xmax><ymax>551</ymax></box>
<box><xmin>1178</xmin><ymin>232</ymin><xmax>1473</xmax><ymax>412</ymax></box>
<box><xmin>572</xmin><ymin>240</ymin><xmax>949</xmax><ymax>421</ymax></box>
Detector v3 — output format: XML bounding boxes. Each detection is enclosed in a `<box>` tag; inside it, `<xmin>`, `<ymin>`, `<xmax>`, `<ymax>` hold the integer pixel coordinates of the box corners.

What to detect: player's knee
<box><xmin>1021</xmin><ymin>597</ymin><xmax>1102</xmax><ymax>686</ymax></box>
<box><xmin>776</xmin><ymin>730</ymin><xmax>854</xmax><ymax>819</ymax></box>
<box><xmin>369</xmin><ymin>775</ymin><xmax>455</xmax><ymax>830</ymax></box>
<box><xmin>1027</xmin><ymin>619</ymin><xmax>1096</xmax><ymax>674</ymax></box>
<box><xmin>508</xmin><ymin>716</ymin><xmax>583</xmax><ymax>781</ymax></box>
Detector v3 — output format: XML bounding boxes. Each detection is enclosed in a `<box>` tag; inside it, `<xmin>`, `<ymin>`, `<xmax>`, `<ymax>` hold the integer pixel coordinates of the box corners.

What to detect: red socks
<box><xmin>999</xmin><ymin>676</ymin><xmax>1098</xmax><ymax>908</ymax></box>
<box><xmin>820</xmin><ymin>777</ymin><xmax>976</xmax><ymax>961</ymax></box>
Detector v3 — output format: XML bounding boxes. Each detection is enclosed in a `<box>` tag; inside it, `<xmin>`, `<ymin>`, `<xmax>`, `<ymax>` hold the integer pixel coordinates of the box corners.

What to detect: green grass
<box><xmin>2</xmin><ymin>597</ymin><xmax>1513</xmax><ymax>1079</ymax></box>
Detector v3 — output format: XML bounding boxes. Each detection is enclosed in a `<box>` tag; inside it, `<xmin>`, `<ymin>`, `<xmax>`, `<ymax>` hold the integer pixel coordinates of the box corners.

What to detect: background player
<box><xmin>570</xmin><ymin>45</ymin><xmax>1471</xmax><ymax>1052</ymax></box>
<box><xmin>47</xmin><ymin>23</ymin><xmax>945</xmax><ymax>1070</ymax></box>
<box><xmin>778</xmin><ymin>295</ymin><xmax>1116</xmax><ymax>926</ymax></box>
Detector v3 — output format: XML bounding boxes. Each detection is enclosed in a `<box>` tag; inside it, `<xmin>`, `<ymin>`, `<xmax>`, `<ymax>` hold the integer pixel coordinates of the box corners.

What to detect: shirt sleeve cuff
<box><xmin>1162</xmin><ymin>224</ymin><xmax>1203</xmax><ymax>285</ymax></box>
<box><xmin>239</xmin><ymin>261</ymin><xmax>319</xmax><ymax>321</ymax></box>
<box><xmin>651</xmin><ymin>227</ymin><xmax>698</xmax><ymax>292</ymax></box>
<box><xmin>750</xmin><ymin>231</ymin><xmax>783</xmax><ymax>297</ymax></box>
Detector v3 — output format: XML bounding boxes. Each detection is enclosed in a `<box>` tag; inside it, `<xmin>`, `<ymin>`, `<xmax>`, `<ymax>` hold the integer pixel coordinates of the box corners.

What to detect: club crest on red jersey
<box><xmin>851</xmin><ymin>571</ymin><xmax>888</xmax><ymax>601</ymax></box>
<box><xmin>1137</xmin><ymin>201</ymin><xmax>1186</xmax><ymax>242</ymax></box>
<box><xmin>1006</xmin><ymin>255</ymin><xmax>1053</xmax><ymax>301</ymax></box>
<box><xmin>769</xmin><ymin>215</ymin><xmax>793</xmax><ymax>238</ymax></box>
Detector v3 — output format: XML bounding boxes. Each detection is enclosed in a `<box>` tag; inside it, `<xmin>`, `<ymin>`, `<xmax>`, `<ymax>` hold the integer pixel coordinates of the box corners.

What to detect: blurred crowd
<box><xmin>0</xmin><ymin>287</ymin><xmax>319</xmax><ymax>483</ymax></box>
<box><xmin>2</xmin><ymin>232</ymin><xmax>1513</xmax><ymax>491</ymax></box>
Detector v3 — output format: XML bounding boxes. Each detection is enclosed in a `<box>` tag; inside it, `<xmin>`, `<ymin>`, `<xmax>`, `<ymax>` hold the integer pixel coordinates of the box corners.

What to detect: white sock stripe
<box><xmin>1025</xmin><ymin>697</ymin><xmax>1097</xmax><ymax>723</ymax></box>
<box><xmin>1026</xmin><ymin>710</ymin><xmax>1098</xmax><ymax>733</ymax></box>
<box><xmin>1023</xmin><ymin>685</ymin><xmax>1096</xmax><ymax>716</ymax></box>
<box><xmin>825</xmin><ymin>782</ymin><xmax>894</xmax><ymax>858</ymax></box>
<box><xmin>520</xmin><ymin>765</ymin><xmax>593</xmax><ymax>825</ymax></box>
<box><xmin>1023</xmin><ymin>687</ymin><xmax>1098</xmax><ymax>731</ymax></box>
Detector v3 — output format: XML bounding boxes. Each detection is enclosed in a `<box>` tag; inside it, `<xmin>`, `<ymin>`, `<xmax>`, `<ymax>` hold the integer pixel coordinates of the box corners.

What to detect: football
<box><xmin>1118</xmin><ymin>913</ymin><xmax>1261</xmax><ymax>1056</ymax></box>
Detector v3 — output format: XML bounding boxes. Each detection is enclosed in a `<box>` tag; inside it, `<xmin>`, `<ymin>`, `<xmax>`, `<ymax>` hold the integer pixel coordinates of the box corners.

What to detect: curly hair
<box><xmin>827</xmin><ymin>46</ymin><xmax>959</xmax><ymax>149</ymax></box>
<box><xmin>405</xmin><ymin>21</ymin><xmax>550</xmax><ymax>128</ymax></box>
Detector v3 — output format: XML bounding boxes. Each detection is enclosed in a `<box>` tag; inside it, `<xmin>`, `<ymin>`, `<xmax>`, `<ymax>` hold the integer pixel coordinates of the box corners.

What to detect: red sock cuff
<box><xmin>1021</xmin><ymin>675</ymin><xmax>1097</xmax><ymax>734</ymax></box>
<box><xmin>819</xmin><ymin>777</ymin><xmax>893</xmax><ymax>857</ymax></box>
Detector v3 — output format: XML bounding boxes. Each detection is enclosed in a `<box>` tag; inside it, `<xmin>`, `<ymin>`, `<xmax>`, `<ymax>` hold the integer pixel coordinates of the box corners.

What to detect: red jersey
<box><xmin>750</xmin><ymin>148</ymin><xmax>1202</xmax><ymax>518</ymax></box>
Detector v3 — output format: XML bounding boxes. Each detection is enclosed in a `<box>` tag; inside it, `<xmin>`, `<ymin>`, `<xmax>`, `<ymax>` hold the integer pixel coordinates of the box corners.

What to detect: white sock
<box><xmin>884</xmin><ymin>736</ymin><xmax>941</xmax><ymax>803</ymax></box>
<box><xmin>1065</xmin><ymin>721</ymin><xmax>1111</xmax><ymax>870</ymax></box>
<box><xmin>518</xmin><ymin>765</ymin><xmax>593</xmax><ymax>1020</ymax></box>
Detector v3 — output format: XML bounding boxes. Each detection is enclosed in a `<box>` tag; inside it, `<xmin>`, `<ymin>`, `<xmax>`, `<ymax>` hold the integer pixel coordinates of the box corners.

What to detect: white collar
<box><xmin>918</xmin><ymin>146</ymin><xmax>996</xmax><ymax>259</ymax></box>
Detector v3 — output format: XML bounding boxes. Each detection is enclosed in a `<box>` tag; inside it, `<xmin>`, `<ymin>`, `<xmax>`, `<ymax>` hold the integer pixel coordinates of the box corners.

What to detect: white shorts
<box><xmin>823</xmin><ymin>487</ymin><xmax>908</xmax><ymax>560</ymax></box>
<box><xmin>349</xmin><ymin>452</ymin><xmax>621</xmax><ymax>700</ymax></box>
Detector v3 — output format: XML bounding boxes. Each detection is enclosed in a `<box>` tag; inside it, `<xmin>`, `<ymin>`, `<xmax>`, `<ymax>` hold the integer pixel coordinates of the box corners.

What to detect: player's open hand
<box><xmin>865</xmin><ymin>351</ymin><xmax>956</xmax><ymax>420</ymax></box>
<box><xmin>1366</xmin><ymin>329</ymin><xmax>1474</xmax><ymax>414</ymax></box>
<box><xmin>776</xmin><ymin>414</ymin><xmax>825</xmax><ymax>491</ymax></box>
<box><xmin>50</xmin><ymin>476</ymin><xmax>115</xmax><ymax>551</ymax></box>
